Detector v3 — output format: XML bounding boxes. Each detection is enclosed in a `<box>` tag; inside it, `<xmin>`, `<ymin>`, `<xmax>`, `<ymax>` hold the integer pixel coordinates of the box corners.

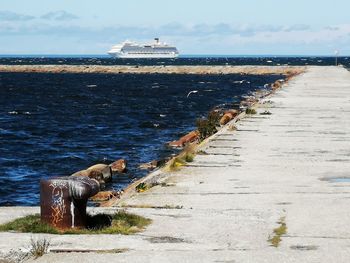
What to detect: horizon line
<box><xmin>0</xmin><ymin>54</ymin><xmax>346</xmax><ymax>58</ymax></box>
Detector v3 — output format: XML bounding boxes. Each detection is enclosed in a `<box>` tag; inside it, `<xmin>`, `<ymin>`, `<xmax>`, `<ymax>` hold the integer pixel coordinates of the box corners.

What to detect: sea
<box><xmin>0</xmin><ymin>56</ymin><xmax>348</xmax><ymax>206</ymax></box>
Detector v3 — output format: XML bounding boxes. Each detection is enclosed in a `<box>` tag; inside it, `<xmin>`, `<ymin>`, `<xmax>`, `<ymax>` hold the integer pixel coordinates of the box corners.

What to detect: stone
<box><xmin>219</xmin><ymin>110</ymin><xmax>239</xmax><ymax>125</ymax></box>
<box><xmin>272</xmin><ymin>80</ymin><xmax>282</xmax><ymax>90</ymax></box>
<box><xmin>70</xmin><ymin>170</ymin><xmax>90</xmax><ymax>177</ymax></box>
<box><xmin>87</xmin><ymin>164</ymin><xmax>112</xmax><ymax>183</ymax></box>
<box><xmin>71</xmin><ymin>169</ymin><xmax>104</xmax><ymax>183</ymax></box>
<box><xmin>40</xmin><ymin>176</ymin><xmax>100</xmax><ymax>229</ymax></box>
<box><xmin>139</xmin><ymin>159</ymin><xmax>166</xmax><ymax>170</ymax></box>
<box><xmin>139</xmin><ymin>161</ymin><xmax>158</xmax><ymax>170</ymax></box>
<box><xmin>110</xmin><ymin>159</ymin><xmax>127</xmax><ymax>173</ymax></box>
<box><xmin>168</xmin><ymin>131</ymin><xmax>200</xmax><ymax>148</ymax></box>
<box><xmin>90</xmin><ymin>190</ymin><xmax>120</xmax><ymax>201</ymax></box>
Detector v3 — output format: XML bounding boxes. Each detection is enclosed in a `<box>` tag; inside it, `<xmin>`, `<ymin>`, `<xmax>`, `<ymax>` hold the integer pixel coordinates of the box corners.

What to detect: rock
<box><xmin>272</xmin><ymin>80</ymin><xmax>282</xmax><ymax>90</ymax></box>
<box><xmin>139</xmin><ymin>161</ymin><xmax>158</xmax><ymax>170</ymax></box>
<box><xmin>99</xmin><ymin>192</ymin><xmax>123</xmax><ymax>207</ymax></box>
<box><xmin>168</xmin><ymin>130</ymin><xmax>200</xmax><ymax>148</ymax></box>
<box><xmin>90</xmin><ymin>190</ymin><xmax>120</xmax><ymax>201</ymax></box>
<box><xmin>220</xmin><ymin>110</ymin><xmax>239</xmax><ymax>125</ymax></box>
<box><xmin>71</xmin><ymin>170</ymin><xmax>90</xmax><ymax>177</ymax></box>
<box><xmin>139</xmin><ymin>159</ymin><xmax>166</xmax><ymax>170</ymax></box>
<box><xmin>110</xmin><ymin>159</ymin><xmax>127</xmax><ymax>173</ymax></box>
<box><xmin>70</xmin><ymin>160</ymin><xmax>126</xmax><ymax>184</ymax></box>
<box><xmin>87</xmin><ymin>164</ymin><xmax>112</xmax><ymax>183</ymax></box>
<box><xmin>71</xmin><ymin>169</ymin><xmax>104</xmax><ymax>183</ymax></box>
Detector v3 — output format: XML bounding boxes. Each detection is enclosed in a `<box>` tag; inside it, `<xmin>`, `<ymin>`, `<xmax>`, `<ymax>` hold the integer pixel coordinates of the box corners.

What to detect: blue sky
<box><xmin>1</xmin><ymin>0</ymin><xmax>350</xmax><ymax>55</ymax></box>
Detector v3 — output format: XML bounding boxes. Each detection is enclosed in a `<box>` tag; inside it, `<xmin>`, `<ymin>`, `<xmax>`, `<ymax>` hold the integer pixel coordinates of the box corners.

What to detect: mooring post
<box><xmin>40</xmin><ymin>176</ymin><xmax>99</xmax><ymax>229</ymax></box>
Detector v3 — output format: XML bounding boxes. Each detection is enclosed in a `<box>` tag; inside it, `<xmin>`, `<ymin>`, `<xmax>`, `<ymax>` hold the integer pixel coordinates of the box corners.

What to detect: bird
<box><xmin>187</xmin><ymin>90</ymin><xmax>198</xmax><ymax>98</ymax></box>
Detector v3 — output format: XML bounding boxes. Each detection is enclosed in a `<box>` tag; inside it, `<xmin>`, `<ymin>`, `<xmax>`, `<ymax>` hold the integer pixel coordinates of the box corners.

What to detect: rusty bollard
<box><xmin>40</xmin><ymin>176</ymin><xmax>100</xmax><ymax>229</ymax></box>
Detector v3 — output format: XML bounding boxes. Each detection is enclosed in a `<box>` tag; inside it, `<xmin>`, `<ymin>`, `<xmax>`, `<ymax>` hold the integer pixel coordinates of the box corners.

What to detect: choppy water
<box><xmin>0</xmin><ymin>69</ymin><xmax>284</xmax><ymax>206</ymax></box>
<box><xmin>0</xmin><ymin>56</ymin><xmax>349</xmax><ymax>67</ymax></box>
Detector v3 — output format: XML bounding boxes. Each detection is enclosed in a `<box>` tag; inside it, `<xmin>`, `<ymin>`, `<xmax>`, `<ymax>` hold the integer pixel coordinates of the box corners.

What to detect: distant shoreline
<box><xmin>0</xmin><ymin>65</ymin><xmax>305</xmax><ymax>75</ymax></box>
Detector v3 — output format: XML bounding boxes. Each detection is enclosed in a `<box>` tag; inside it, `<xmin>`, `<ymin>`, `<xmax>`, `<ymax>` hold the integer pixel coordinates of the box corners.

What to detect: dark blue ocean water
<box><xmin>0</xmin><ymin>68</ymin><xmax>285</xmax><ymax>206</ymax></box>
<box><xmin>0</xmin><ymin>55</ymin><xmax>349</xmax><ymax>67</ymax></box>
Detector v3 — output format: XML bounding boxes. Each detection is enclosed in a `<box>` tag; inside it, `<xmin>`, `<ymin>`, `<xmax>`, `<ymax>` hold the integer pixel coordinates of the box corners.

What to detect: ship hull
<box><xmin>108</xmin><ymin>52</ymin><xmax>179</xmax><ymax>59</ymax></box>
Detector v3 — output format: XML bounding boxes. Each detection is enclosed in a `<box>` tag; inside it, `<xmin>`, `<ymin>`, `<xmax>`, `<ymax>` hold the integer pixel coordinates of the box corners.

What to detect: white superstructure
<box><xmin>108</xmin><ymin>38</ymin><xmax>179</xmax><ymax>59</ymax></box>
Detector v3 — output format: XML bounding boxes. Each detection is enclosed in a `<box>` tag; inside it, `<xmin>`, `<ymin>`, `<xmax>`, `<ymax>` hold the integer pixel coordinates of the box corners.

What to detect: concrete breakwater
<box><xmin>0</xmin><ymin>65</ymin><xmax>304</xmax><ymax>75</ymax></box>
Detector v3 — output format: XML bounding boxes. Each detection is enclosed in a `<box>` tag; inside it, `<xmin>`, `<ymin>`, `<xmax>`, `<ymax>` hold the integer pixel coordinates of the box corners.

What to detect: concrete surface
<box><xmin>1</xmin><ymin>66</ymin><xmax>350</xmax><ymax>262</ymax></box>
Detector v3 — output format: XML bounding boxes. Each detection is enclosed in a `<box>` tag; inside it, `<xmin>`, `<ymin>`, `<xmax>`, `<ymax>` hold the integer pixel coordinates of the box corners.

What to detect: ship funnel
<box><xmin>154</xmin><ymin>38</ymin><xmax>159</xmax><ymax>44</ymax></box>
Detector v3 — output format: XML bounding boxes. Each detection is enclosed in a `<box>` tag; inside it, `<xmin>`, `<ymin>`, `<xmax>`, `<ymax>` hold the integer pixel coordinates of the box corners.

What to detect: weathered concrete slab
<box><xmin>1</xmin><ymin>66</ymin><xmax>350</xmax><ymax>262</ymax></box>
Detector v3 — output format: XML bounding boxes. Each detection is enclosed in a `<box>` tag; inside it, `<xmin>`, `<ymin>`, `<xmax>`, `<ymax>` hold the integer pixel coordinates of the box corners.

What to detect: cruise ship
<box><xmin>108</xmin><ymin>38</ymin><xmax>179</xmax><ymax>59</ymax></box>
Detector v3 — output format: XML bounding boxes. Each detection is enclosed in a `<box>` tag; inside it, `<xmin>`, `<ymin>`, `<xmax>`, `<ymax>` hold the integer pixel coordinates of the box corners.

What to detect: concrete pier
<box><xmin>1</xmin><ymin>66</ymin><xmax>350</xmax><ymax>262</ymax></box>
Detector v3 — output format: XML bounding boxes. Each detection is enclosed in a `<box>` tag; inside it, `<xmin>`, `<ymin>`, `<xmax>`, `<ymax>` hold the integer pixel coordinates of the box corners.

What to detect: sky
<box><xmin>1</xmin><ymin>0</ymin><xmax>350</xmax><ymax>55</ymax></box>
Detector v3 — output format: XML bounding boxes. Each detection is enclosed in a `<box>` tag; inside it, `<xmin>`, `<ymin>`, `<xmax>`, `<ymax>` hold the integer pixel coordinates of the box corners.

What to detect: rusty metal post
<box><xmin>40</xmin><ymin>176</ymin><xmax>99</xmax><ymax>229</ymax></box>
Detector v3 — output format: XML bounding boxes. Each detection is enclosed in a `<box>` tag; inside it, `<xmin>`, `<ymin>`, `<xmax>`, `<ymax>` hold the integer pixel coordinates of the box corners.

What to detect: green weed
<box><xmin>0</xmin><ymin>211</ymin><xmax>151</xmax><ymax>235</ymax></box>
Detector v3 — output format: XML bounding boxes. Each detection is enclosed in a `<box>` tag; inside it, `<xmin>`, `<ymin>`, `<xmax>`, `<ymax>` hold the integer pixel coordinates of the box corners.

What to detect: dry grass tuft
<box><xmin>268</xmin><ymin>217</ymin><xmax>287</xmax><ymax>247</ymax></box>
<box><xmin>245</xmin><ymin>108</ymin><xmax>257</xmax><ymax>115</ymax></box>
<box><xmin>167</xmin><ymin>145</ymin><xmax>197</xmax><ymax>171</ymax></box>
<box><xmin>29</xmin><ymin>238</ymin><xmax>50</xmax><ymax>259</ymax></box>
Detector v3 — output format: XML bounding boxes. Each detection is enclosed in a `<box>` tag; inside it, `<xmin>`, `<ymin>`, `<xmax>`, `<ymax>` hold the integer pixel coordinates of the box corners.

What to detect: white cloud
<box><xmin>284</xmin><ymin>24</ymin><xmax>311</xmax><ymax>32</ymax></box>
<box><xmin>0</xmin><ymin>11</ymin><xmax>35</xmax><ymax>21</ymax></box>
<box><xmin>0</xmin><ymin>10</ymin><xmax>79</xmax><ymax>23</ymax></box>
<box><xmin>40</xmin><ymin>10</ymin><xmax>79</xmax><ymax>21</ymax></box>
